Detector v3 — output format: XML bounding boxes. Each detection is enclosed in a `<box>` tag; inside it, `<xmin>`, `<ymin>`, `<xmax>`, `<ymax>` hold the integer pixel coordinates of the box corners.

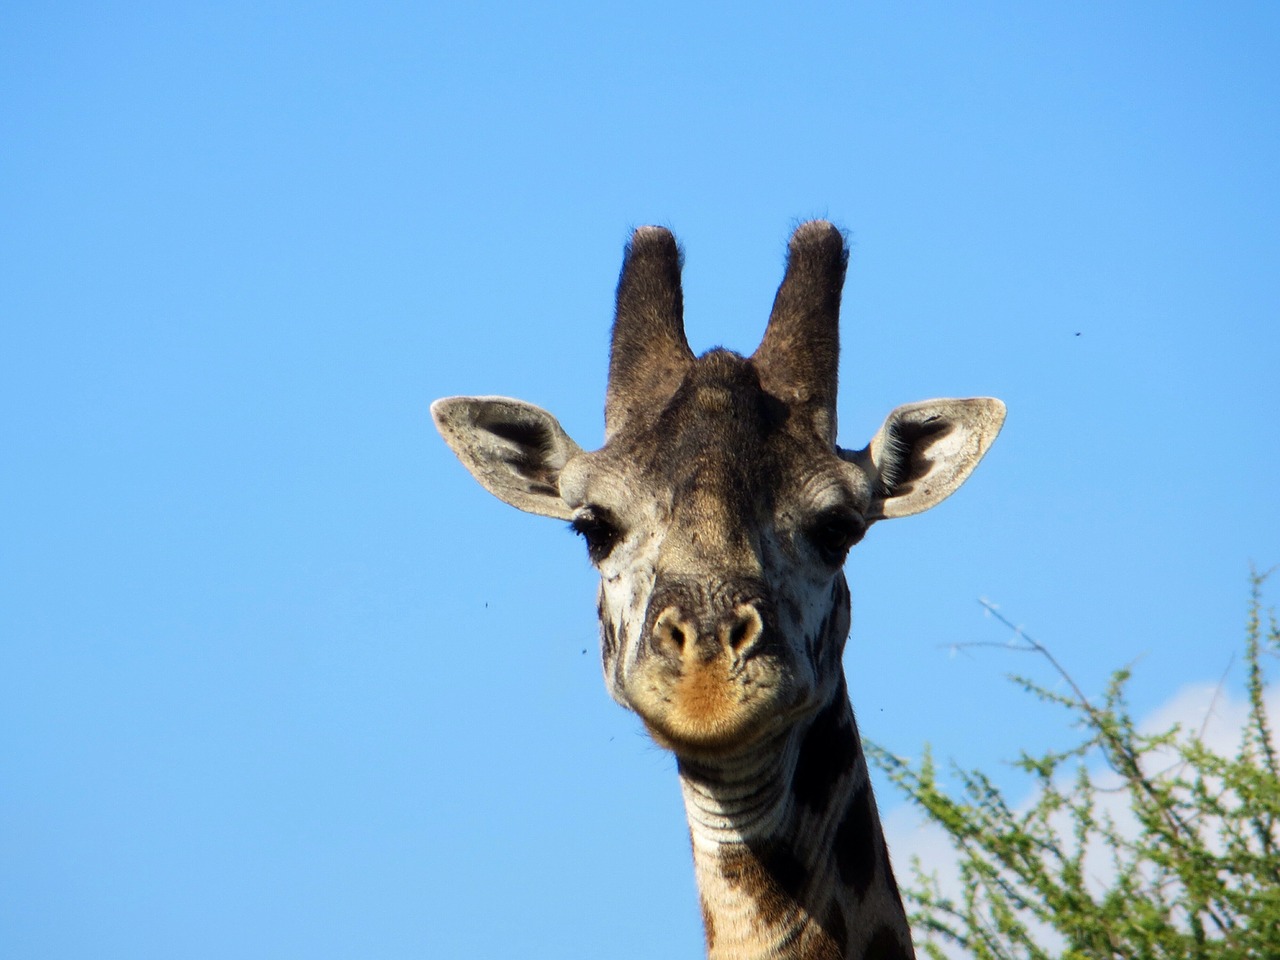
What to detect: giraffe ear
<box><xmin>842</xmin><ymin>398</ymin><xmax>1006</xmax><ymax>521</ymax></box>
<box><xmin>432</xmin><ymin>396</ymin><xmax>582</xmax><ymax>520</ymax></box>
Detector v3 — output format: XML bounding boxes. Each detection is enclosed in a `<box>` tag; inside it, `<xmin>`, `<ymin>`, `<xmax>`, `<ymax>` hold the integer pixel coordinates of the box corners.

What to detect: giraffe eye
<box><xmin>805</xmin><ymin>508</ymin><xmax>865</xmax><ymax>566</ymax></box>
<box><xmin>570</xmin><ymin>508</ymin><xmax>621</xmax><ymax>563</ymax></box>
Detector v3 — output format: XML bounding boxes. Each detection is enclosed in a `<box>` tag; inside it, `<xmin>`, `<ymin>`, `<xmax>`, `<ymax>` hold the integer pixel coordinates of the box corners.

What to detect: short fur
<box><xmin>432</xmin><ymin>222</ymin><xmax>1006</xmax><ymax>959</ymax></box>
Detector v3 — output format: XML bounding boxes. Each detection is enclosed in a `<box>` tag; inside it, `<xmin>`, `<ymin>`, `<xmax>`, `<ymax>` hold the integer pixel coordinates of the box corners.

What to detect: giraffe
<box><xmin>432</xmin><ymin>221</ymin><xmax>1005</xmax><ymax>960</ymax></box>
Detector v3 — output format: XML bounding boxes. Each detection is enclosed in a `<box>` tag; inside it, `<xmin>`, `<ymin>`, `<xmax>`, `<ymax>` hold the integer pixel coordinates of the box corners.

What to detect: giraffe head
<box><xmin>434</xmin><ymin>222</ymin><xmax>1004</xmax><ymax>760</ymax></box>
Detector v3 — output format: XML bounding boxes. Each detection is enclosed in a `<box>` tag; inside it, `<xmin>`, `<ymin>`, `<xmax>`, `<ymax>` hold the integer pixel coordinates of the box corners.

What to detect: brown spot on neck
<box><xmin>792</xmin><ymin>679</ymin><xmax>859</xmax><ymax>813</ymax></box>
<box><xmin>835</xmin><ymin>784</ymin><xmax>878</xmax><ymax>899</ymax></box>
<box><xmin>701</xmin><ymin>895</ymin><xmax>716</xmax><ymax>951</ymax></box>
<box><xmin>862</xmin><ymin>924</ymin><xmax>912</xmax><ymax>960</ymax></box>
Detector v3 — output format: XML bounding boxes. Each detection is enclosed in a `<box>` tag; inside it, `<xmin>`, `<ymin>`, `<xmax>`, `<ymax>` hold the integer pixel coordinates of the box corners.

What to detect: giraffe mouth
<box><xmin>628</xmin><ymin>652</ymin><xmax>806</xmax><ymax>757</ymax></box>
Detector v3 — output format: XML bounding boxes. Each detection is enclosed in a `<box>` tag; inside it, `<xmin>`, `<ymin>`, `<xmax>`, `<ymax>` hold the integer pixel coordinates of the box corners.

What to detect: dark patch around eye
<box><xmin>805</xmin><ymin>506</ymin><xmax>866</xmax><ymax>566</ymax></box>
<box><xmin>570</xmin><ymin>508</ymin><xmax>622</xmax><ymax>563</ymax></box>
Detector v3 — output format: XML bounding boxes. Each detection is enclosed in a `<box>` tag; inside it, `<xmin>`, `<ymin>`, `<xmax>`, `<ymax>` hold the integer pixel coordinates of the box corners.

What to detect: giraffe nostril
<box><xmin>724</xmin><ymin>605</ymin><xmax>764</xmax><ymax>653</ymax></box>
<box><xmin>651</xmin><ymin>607</ymin><xmax>694</xmax><ymax>660</ymax></box>
<box><xmin>650</xmin><ymin>601</ymin><xmax>765</xmax><ymax>661</ymax></box>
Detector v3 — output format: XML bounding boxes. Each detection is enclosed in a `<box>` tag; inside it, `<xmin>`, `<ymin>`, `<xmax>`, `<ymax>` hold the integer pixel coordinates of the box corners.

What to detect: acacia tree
<box><xmin>870</xmin><ymin>570</ymin><xmax>1280</xmax><ymax>960</ymax></box>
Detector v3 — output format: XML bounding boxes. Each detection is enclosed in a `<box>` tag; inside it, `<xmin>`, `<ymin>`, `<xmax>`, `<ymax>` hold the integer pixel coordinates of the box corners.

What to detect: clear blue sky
<box><xmin>3</xmin><ymin>3</ymin><xmax>1277</xmax><ymax>958</ymax></box>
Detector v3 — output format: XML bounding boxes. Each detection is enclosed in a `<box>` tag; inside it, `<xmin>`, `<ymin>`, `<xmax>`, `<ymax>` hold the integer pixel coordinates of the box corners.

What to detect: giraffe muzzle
<box><xmin>649</xmin><ymin>603</ymin><xmax>765</xmax><ymax>665</ymax></box>
<box><xmin>624</xmin><ymin>580</ymin><xmax>802</xmax><ymax>755</ymax></box>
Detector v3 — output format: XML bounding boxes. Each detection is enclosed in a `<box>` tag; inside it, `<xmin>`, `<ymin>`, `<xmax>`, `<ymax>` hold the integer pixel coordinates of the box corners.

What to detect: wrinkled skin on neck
<box><xmin>679</xmin><ymin>677</ymin><xmax>913</xmax><ymax>960</ymax></box>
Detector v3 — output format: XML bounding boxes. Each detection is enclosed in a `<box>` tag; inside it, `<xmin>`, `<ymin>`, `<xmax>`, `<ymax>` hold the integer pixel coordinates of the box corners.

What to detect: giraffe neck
<box><xmin>677</xmin><ymin>681</ymin><xmax>915</xmax><ymax>960</ymax></box>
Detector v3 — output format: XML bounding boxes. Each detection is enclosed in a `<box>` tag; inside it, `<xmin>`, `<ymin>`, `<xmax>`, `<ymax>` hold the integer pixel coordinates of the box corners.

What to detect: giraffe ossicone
<box><xmin>433</xmin><ymin>221</ymin><xmax>1005</xmax><ymax>960</ymax></box>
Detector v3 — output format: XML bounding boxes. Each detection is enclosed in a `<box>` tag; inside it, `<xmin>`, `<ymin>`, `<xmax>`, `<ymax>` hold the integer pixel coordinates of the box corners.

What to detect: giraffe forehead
<box><xmin>593</xmin><ymin>365</ymin><xmax>835</xmax><ymax>511</ymax></box>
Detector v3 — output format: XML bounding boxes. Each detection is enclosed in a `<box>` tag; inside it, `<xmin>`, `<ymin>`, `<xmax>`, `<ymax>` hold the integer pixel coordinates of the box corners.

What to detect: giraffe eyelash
<box><xmin>570</xmin><ymin>508</ymin><xmax>623</xmax><ymax>563</ymax></box>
